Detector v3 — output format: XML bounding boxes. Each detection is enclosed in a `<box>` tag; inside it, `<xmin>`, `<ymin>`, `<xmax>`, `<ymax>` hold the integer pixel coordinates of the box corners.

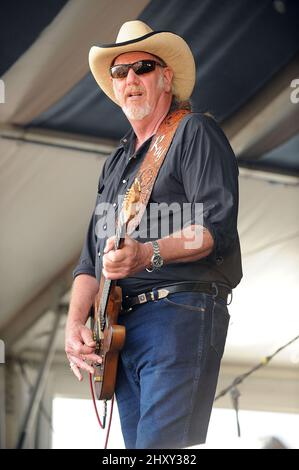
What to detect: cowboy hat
<box><xmin>88</xmin><ymin>20</ymin><xmax>196</xmax><ymax>105</ymax></box>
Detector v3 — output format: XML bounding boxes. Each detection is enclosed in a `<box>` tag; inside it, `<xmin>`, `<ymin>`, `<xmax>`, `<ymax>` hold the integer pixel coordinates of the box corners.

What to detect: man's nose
<box><xmin>126</xmin><ymin>67</ymin><xmax>140</xmax><ymax>85</ymax></box>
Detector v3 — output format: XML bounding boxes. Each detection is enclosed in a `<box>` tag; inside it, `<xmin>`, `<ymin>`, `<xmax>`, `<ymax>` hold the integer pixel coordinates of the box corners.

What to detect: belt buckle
<box><xmin>157</xmin><ymin>288</ymin><xmax>169</xmax><ymax>300</ymax></box>
<box><xmin>227</xmin><ymin>290</ymin><xmax>233</xmax><ymax>306</ymax></box>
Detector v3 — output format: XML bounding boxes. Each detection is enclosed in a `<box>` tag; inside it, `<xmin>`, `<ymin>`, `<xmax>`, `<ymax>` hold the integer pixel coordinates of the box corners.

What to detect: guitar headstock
<box><xmin>122</xmin><ymin>178</ymin><xmax>141</xmax><ymax>225</ymax></box>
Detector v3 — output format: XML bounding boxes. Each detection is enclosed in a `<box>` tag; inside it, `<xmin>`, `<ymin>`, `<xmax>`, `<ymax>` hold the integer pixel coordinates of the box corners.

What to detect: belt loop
<box><xmin>211</xmin><ymin>282</ymin><xmax>218</xmax><ymax>299</ymax></box>
<box><xmin>226</xmin><ymin>290</ymin><xmax>233</xmax><ymax>306</ymax></box>
<box><xmin>152</xmin><ymin>287</ymin><xmax>158</xmax><ymax>301</ymax></box>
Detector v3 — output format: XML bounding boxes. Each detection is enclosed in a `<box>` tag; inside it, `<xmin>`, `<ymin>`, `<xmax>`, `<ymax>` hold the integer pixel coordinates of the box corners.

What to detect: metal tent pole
<box><xmin>16</xmin><ymin>310</ymin><xmax>61</xmax><ymax>449</ymax></box>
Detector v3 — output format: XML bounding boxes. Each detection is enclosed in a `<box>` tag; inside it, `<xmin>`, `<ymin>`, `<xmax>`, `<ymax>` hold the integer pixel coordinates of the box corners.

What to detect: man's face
<box><xmin>111</xmin><ymin>51</ymin><xmax>173</xmax><ymax>121</ymax></box>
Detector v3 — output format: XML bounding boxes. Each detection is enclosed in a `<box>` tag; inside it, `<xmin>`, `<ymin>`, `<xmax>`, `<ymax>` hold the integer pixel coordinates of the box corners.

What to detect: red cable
<box><xmin>104</xmin><ymin>394</ymin><xmax>114</xmax><ymax>449</ymax></box>
<box><xmin>89</xmin><ymin>373</ymin><xmax>114</xmax><ymax>449</ymax></box>
<box><xmin>89</xmin><ymin>373</ymin><xmax>104</xmax><ymax>429</ymax></box>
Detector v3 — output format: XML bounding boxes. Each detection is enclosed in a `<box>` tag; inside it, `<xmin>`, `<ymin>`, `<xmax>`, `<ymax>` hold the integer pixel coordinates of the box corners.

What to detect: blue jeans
<box><xmin>115</xmin><ymin>290</ymin><xmax>230</xmax><ymax>449</ymax></box>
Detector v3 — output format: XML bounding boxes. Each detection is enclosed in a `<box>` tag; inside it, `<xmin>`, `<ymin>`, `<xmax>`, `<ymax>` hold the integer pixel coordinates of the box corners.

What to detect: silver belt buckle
<box><xmin>157</xmin><ymin>288</ymin><xmax>169</xmax><ymax>300</ymax></box>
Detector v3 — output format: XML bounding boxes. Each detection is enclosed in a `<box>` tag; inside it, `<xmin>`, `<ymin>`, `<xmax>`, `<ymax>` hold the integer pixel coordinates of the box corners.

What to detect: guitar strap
<box><xmin>125</xmin><ymin>109</ymin><xmax>191</xmax><ymax>235</ymax></box>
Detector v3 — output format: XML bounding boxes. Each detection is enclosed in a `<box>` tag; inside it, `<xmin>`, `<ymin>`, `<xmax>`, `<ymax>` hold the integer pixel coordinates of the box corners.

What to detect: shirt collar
<box><xmin>119</xmin><ymin>128</ymin><xmax>135</xmax><ymax>152</ymax></box>
<box><xmin>119</xmin><ymin>128</ymin><xmax>154</xmax><ymax>157</ymax></box>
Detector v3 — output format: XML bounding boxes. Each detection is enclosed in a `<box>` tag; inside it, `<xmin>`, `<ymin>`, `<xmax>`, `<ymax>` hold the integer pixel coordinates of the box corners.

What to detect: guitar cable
<box><xmin>89</xmin><ymin>372</ymin><xmax>114</xmax><ymax>449</ymax></box>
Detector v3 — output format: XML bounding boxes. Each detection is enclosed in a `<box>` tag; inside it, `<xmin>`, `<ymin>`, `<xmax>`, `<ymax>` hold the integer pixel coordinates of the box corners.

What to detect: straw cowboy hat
<box><xmin>88</xmin><ymin>20</ymin><xmax>196</xmax><ymax>105</ymax></box>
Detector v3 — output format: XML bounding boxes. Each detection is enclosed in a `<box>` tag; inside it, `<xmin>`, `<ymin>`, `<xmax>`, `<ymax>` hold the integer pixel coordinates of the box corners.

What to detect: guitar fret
<box><xmin>97</xmin><ymin>224</ymin><xmax>125</xmax><ymax>331</ymax></box>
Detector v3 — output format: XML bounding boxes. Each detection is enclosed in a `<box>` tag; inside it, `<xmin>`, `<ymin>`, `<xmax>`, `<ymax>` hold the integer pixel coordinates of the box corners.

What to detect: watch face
<box><xmin>153</xmin><ymin>254</ymin><xmax>163</xmax><ymax>269</ymax></box>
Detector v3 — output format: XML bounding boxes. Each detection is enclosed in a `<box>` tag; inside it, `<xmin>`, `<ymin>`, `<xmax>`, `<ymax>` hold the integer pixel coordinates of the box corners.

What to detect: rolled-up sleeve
<box><xmin>72</xmin><ymin>160</ymin><xmax>108</xmax><ymax>280</ymax></box>
<box><xmin>181</xmin><ymin>114</ymin><xmax>239</xmax><ymax>260</ymax></box>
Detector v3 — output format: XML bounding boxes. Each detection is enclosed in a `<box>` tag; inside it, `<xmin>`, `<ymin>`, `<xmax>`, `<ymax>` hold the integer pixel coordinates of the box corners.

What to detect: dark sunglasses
<box><xmin>110</xmin><ymin>59</ymin><xmax>166</xmax><ymax>79</ymax></box>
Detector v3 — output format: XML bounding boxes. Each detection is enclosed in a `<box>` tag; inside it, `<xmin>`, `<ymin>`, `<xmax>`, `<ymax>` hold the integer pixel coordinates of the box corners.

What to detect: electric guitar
<box><xmin>90</xmin><ymin>178</ymin><xmax>141</xmax><ymax>400</ymax></box>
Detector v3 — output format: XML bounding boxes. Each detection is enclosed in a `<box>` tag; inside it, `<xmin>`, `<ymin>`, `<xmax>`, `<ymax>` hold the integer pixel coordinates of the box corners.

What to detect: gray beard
<box><xmin>123</xmin><ymin>101</ymin><xmax>152</xmax><ymax>121</ymax></box>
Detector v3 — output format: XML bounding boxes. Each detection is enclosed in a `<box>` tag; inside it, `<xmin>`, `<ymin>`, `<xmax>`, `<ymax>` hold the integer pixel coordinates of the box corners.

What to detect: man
<box><xmin>65</xmin><ymin>20</ymin><xmax>242</xmax><ymax>449</ymax></box>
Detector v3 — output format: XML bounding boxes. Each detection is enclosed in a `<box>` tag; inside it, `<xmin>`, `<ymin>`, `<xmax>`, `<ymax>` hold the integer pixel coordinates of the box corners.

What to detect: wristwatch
<box><xmin>146</xmin><ymin>240</ymin><xmax>164</xmax><ymax>272</ymax></box>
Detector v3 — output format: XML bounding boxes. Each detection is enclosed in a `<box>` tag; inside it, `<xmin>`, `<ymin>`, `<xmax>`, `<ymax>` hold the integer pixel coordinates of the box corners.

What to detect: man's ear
<box><xmin>163</xmin><ymin>67</ymin><xmax>174</xmax><ymax>93</ymax></box>
<box><xmin>110</xmin><ymin>77</ymin><xmax>120</xmax><ymax>104</ymax></box>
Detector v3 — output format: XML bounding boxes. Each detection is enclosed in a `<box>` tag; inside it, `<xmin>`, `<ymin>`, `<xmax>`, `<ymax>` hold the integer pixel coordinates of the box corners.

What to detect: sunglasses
<box><xmin>110</xmin><ymin>60</ymin><xmax>166</xmax><ymax>79</ymax></box>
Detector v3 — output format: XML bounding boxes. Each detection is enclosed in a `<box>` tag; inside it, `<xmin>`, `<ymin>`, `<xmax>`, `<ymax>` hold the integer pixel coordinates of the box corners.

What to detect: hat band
<box><xmin>99</xmin><ymin>30</ymin><xmax>171</xmax><ymax>49</ymax></box>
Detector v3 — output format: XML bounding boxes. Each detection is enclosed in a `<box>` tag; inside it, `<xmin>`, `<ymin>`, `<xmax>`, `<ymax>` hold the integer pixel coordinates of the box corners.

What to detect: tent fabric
<box><xmin>239</xmin><ymin>133</ymin><xmax>299</xmax><ymax>174</ymax></box>
<box><xmin>0</xmin><ymin>0</ymin><xmax>69</xmax><ymax>77</ymax></box>
<box><xmin>0</xmin><ymin>0</ymin><xmax>149</xmax><ymax>125</ymax></box>
<box><xmin>227</xmin><ymin>173</ymin><xmax>299</xmax><ymax>365</ymax></box>
<box><xmin>228</xmin><ymin>80</ymin><xmax>299</xmax><ymax>172</ymax></box>
<box><xmin>29</xmin><ymin>0</ymin><xmax>299</xmax><ymax>142</ymax></box>
<box><xmin>0</xmin><ymin>137</ymin><xmax>105</xmax><ymax>329</ymax></box>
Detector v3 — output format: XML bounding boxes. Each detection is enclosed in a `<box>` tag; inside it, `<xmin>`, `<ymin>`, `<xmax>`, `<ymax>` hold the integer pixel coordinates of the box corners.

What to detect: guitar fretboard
<box><xmin>99</xmin><ymin>213</ymin><xmax>126</xmax><ymax>330</ymax></box>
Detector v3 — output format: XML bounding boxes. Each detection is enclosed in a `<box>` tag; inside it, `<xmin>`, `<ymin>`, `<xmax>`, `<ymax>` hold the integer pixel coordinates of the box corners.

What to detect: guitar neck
<box><xmin>99</xmin><ymin>219</ymin><xmax>126</xmax><ymax>318</ymax></box>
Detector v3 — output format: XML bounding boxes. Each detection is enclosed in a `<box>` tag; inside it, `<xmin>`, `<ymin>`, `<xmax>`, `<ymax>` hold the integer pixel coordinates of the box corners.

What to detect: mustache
<box><xmin>125</xmin><ymin>87</ymin><xmax>145</xmax><ymax>97</ymax></box>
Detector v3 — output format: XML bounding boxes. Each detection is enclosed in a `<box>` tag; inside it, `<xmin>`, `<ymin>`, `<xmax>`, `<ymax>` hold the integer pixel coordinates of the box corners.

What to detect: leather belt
<box><xmin>121</xmin><ymin>282</ymin><xmax>232</xmax><ymax>312</ymax></box>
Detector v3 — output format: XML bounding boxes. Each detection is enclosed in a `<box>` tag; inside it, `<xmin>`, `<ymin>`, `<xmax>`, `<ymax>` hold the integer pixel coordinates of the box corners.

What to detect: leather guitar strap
<box><xmin>126</xmin><ymin>109</ymin><xmax>191</xmax><ymax>235</ymax></box>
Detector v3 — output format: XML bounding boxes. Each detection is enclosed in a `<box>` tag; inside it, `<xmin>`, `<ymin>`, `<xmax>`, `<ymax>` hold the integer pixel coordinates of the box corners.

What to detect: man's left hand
<box><xmin>102</xmin><ymin>235</ymin><xmax>152</xmax><ymax>279</ymax></box>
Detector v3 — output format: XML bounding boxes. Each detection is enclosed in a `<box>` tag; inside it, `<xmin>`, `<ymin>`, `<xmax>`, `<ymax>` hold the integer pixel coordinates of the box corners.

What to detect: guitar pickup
<box><xmin>94</xmin><ymin>376</ymin><xmax>103</xmax><ymax>382</ymax></box>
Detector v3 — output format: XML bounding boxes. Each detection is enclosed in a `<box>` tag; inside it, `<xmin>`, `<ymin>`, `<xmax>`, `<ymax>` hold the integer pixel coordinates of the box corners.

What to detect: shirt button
<box><xmin>113</xmin><ymin>203</ymin><xmax>117</xmax><ymax>207</ymax></box>
<box><xmin>103</xmin><ymin>224</ymin><xmax>107</xmax><ymax>230</ymax></box>
<box><xmin>216</xmin><ymin>256</ymin><xmax>224</xmax><ymax>265</ymax></box>
<box><xmin>98</xmin><ymin>252</ymin><xmax>101</xmax><ymax>257</ymax></box>
<box><xmin>122</xmin><ymin>179</ymin><xmax>127</xmax><ymax>184</ymax></box>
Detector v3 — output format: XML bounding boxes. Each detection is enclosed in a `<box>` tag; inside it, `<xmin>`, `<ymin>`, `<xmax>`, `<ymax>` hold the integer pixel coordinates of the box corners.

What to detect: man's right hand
<box><xmin>65</xmin><ymin>320</ymin><xmax>102</xmax><ymax>381</ymax></box>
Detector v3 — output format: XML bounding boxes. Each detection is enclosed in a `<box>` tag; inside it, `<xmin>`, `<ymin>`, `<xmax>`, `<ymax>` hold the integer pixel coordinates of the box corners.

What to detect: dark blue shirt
<box><xmin>73</xmin><ymin>112</ymin><xmax>242</xmax><ymax>294</ymax></box>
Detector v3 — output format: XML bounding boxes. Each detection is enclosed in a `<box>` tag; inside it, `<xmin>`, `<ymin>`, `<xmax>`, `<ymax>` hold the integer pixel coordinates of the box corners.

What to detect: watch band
<box><xmin>145</xmin><ymin>240</ymin><xmax>163</xmax><ymax>272</ymax></box>
<box><xmin>152</xmin><ymin>240</ymin><xmax>160</xmax><ymax>257</ymax></box>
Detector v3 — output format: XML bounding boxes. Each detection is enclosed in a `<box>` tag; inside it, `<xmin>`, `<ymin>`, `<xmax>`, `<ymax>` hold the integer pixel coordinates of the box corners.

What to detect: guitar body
<box><xmin>92</xmin><ymin>279</ymin><xmax>126</xmax><ymax>400</ymax></box>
